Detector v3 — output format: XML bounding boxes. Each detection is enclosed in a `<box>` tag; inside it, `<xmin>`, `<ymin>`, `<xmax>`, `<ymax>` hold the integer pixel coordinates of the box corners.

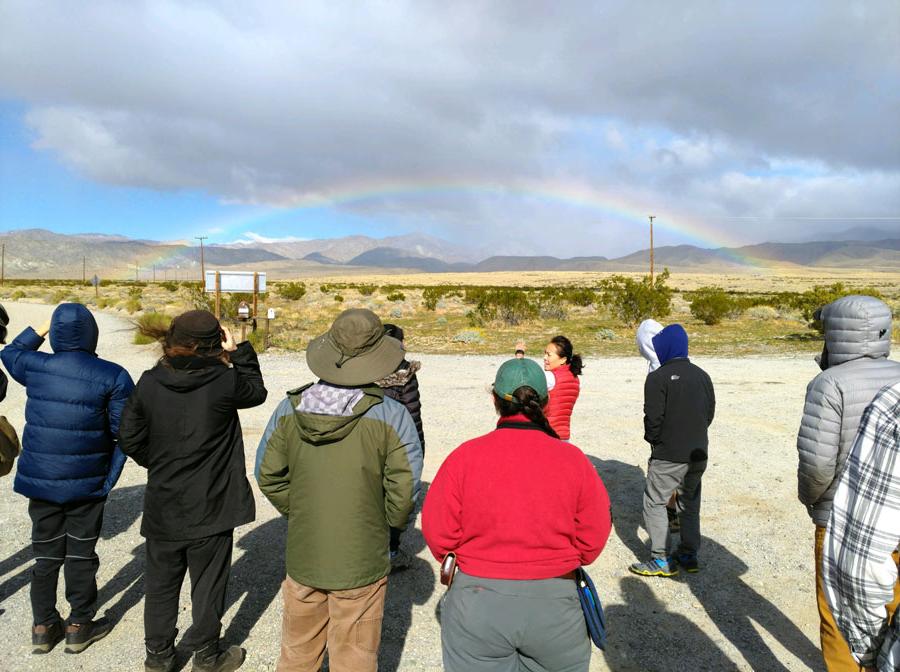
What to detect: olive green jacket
<box><xmin>256</xmin><ymin>383</ymin><xmax>422</xmax><ymax>589</ymax></box>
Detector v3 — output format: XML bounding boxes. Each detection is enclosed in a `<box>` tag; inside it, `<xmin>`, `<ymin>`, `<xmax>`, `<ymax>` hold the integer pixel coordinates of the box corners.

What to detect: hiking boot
<box><xmin>390</xmin><ymin>548</ymin><xmax>412</xmax><ymax>572</ymax></box>
<box><xmin>64</xmin><ymin>617</ymin><xmax>112</xmax><ymax>653</ymax></box>
<box><xmin>677</xmin><ymin>553</ymin><xmax>700</xmax><ymax>573</ymax></box>
<box><xmin>32</xmin><ymin>619</ymin><xmax>64</xmax><ymax>654</ymax></box>
<box><xmin>629</xmin><ymin>557</ymin><xmax>679</xmax><ymax>578</ymax></box>
<box><xmin>191</xmin><ymin>642</ymin><xmax>245</xmax><ymax>672</ymax></box>
<box><xmin>145</xmin><ymin>643</ymin><xmax>177</xmax><ymax>672</ymax></box>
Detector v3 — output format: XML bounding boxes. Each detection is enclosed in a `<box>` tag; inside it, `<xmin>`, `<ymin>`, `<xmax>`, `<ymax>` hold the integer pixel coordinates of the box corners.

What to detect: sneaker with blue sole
<box><xmin>628</xmin><ymin>557</ymin><xmax>679</xmax><ymax>577</ymax></box>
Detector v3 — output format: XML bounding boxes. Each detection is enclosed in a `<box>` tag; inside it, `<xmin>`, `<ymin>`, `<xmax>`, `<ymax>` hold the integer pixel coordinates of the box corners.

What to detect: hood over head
<box><xmin>49</xmin><ymin>303</ymin><xmax>98</xmax><ymax>354</ymax></box>
<box><xmin>636</xmin><ymin>319</ymin><xmax>664</xmax><ymax>371</ymax></box>
<box><xmin>817</xmin><ymin>295</ymin><xmax>892</xmax><ymax>368</ymax></box>
<box><xmin>652</xmin><ymin>324</ymin><xmax>689</xmax><ymax>366</ymax></box>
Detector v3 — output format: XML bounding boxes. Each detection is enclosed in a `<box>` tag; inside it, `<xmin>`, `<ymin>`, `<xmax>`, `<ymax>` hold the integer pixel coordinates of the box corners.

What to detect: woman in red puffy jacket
<box><xmin>542</xmin><ymin>335</ymin><xmax>583</xmax><ymax>441</ymax></box>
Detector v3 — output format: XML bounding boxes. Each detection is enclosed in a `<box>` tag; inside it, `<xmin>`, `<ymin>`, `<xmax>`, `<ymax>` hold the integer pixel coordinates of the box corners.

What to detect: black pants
<box><xmin>144</xmin><ymin>531</ymin><xmax>233</xmax><ymax>652</ymax></box>
<box><xmin>29</xmin><ymin>497</ymin><xmax>106</xmax><ymax>626</ymax></box>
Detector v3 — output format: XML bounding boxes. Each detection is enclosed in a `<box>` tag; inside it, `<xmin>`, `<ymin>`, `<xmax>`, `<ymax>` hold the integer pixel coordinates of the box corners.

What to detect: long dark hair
<box><xmin>493</xmin><ymin>386</ymin><xmax>559</xmax><ymax>439</ymax></box>
<box><xmin>550</xmin><ymin>335</ymin><xmax>583</xmax><ymax>376</ymax></box>
<box><xmin>137</xmin><ymin>316</ymin><xmax>229</xmax><ymax>364</ymax></box>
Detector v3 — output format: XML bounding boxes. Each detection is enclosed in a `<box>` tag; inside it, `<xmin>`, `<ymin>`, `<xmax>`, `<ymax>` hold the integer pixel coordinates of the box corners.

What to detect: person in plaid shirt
<box><xmin>823</xmin><ymin>381</ymin><xmax>900</xmax><ymax>671</ymax></box>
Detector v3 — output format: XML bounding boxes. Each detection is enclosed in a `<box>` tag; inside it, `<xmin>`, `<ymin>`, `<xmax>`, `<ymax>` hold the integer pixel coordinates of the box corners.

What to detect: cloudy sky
<box><xmin>1</xmin><ymin>0</ymin><xmax>898</xmax><ymax>258</ymax></box>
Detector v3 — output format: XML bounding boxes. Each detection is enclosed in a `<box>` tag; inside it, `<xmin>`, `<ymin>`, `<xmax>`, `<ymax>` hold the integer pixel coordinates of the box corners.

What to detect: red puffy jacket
<box><xmin>545</xmin><ymin>364</ymin><xmax>580</xmax><ymax>440</ymax></box>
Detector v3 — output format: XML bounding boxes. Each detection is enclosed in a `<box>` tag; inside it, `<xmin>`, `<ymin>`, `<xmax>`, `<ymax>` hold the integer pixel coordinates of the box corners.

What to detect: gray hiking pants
<box><xmin>643</xmin><ymin>458</ymin><xmax>706</xmax><ymax>559</ymax></box>
<box><xmin>441</xmin><ymin>570</ymin><xmax>590</xmax><ymax>672</ymax></box>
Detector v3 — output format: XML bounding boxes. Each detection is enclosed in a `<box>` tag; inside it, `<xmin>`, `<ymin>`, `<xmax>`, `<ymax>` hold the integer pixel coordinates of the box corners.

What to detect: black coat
<box><xmin>643</xmin><ymin>358</ymin><xmax>715</xmax><ymax>463</ymax></box>
<box><xmin>378</xmin><ymin>359</ymin><xmax>425</xmax><ymax>453</ymax></box>
<box><xmin>118</xmin><ymin>342</ymin><xmax>267</xmax><ymax>540</ymax></box>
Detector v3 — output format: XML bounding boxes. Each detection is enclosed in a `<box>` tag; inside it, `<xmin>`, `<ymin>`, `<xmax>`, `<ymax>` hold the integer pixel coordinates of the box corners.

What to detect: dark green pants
<box><xmin>441</xmin><ymin>571</ymin><xmax>590</xmax><ymax>672</ymax></box>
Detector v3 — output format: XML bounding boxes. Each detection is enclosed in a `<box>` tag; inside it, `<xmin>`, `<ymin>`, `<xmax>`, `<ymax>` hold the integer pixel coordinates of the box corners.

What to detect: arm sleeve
<box><xmin>822</xmin><ymin>403</ymin><xmax>900</xmax><ymax>667</ymax></box>
<box><xmin>229</xmin><ymin>341</ymin><xmax>268</xmax><ymax>409</ymax></box>
<box><xmin>117</xmin><ymin>378</ymin><xmax>151</xmax><ymax>468</ymax></box>
<box><xmin>797</xmin><ymin>375</ymin><xmax>843</xmax><ymax>507</ymax></box>
<box><xmin>0</xmin><ymin>327</ymin><xmax>46</xmax><ymax>385</ymax></box>
<box><xmin>643</xmin><ymin>373</ymin><xmax>665</xmax><ymax>446</ymax></box>
<box><xmin>707</xmin><ymin>374</ymin><xmax>716</xmax><ymax>426</ymax></box>
<box><xmin>383</xmin><ymin>405</ymin><xmax>421</xmax><ymax>530</ymax></box>
<box><xmin>254</xmin><ymin>397</ymin><xmax>293</xmax><ymax>480</ymax></box>
<box><xmin>574</xmin><ymin>456</ymin><xmax>613</xmax><ymax>565</ymax></box>
<box><xmin>0</xmin><ymin>367</ymin><xmax>7</xmax><ymax>403</ymax></box>
<box><xmin>257</xmin><ymin>415</ymin><xmax>291</xmax><ymax>516</ymax></box>
<box><xmin>422</xmin><ymin>454</ymin><xmax>463</xmax><ymax>562</ymax></box>
<box><xmin>102</xmin><ymin>368</ymin><xmax>135</xmax><ymax>491</ymax></box>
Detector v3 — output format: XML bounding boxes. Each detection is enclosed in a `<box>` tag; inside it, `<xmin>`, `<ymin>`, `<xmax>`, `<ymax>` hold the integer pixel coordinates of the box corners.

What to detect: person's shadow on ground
<box><xmin>590</xmin><ymin>458</ymin><xmax>821</xmax><ymax>672</ymax></box>
<box><xmin>0</xmin><ymin>483</ymin><xmax>146</xmax><ymax>613</ymax></box>
<box><xmin>603</xmin><ymin>577</ymin><xmax>738</xmax><ymax>671</ymax></box>
<box><xmin>379</xmin><ymin>481</ymin><xmax>436</xmax><ymax>672</ymax></box>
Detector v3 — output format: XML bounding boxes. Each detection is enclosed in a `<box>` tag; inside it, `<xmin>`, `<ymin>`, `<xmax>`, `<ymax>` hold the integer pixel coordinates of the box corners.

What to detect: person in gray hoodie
<box><xmin>796</xmin><ymin>294</ymin><xmax>900</xmax><ymax>672</ymax></box>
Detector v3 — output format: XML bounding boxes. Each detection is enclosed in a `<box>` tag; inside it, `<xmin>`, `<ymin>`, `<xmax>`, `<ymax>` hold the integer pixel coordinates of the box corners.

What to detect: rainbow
<box><xmin>190</xmin><ymin>177</ymin><xmax>773</xmax><ymax>268</ymax></box>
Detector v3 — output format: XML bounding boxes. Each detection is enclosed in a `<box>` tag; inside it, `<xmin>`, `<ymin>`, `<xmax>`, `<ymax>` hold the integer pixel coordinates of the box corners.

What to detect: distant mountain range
<box><xmin>0</xmin><ymin>228</ymin><xmax>897</xmax><ymax>279</ymax></box>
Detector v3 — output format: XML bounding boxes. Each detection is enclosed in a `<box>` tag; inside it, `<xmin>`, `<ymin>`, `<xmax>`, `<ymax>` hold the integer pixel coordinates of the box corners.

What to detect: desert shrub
<box><xmin>689</xmin><ymin>286</ymin><xmax>736</xmax><ymax>325</ymax></box>
<box><xmin>463</xmin><ymin>287</ymin><xmax>490</xmax><ymax>305</ymax></box>
<box><xmin>792</xmin><ymin>283</ymin><xmax>884</xmax><ymax>333</ymax></box>
<box><xmin>452</xmin><ymin>330</ymin><xmax>483</xmax><ymax>344</ymax></box>
<box><xmin>159</xmin><ymin>281</ymin><xmax>179</xmax><ymax>292</ymax></box>
<box><xmin>599</xmin><ymin>269</ymin><xmax>673</xmax><ymax>327</ymax></box>
<box><xmin>124</xmin><ymin>298</ymin><xmax>142</xmax><ymax>314</ymax></box>
<box><xmin>563</xmin><ymin>288</ymin><xmax>597</xmax><ymax>307</ymax></box>
<box><xmin>96</xmin><ymin>297</ymin><xmax>112</xmax><ymax>309</ymax></box>
<box><xmin>468</xmin><ymin>289</ymin><xmax>538</xmax><ymax>327</ymax></box>
<box><xmin>745</xmin><ymin>305</ymin><xmax>780</xmax><ymax>320</ymax></box>
<box><xmin>128</xmin><ymin>286</ymin><xmax>143</xmax><ymax>300</ymax></box>
<box><xmin>536</xmin><ymin>289</ymin><xmax>567</xmax><ymax>320</ymax></box>
<box><xmin>390</xmin><ymin>308</ymin><xmax>403</xmax><ymax>318</ymax></box>
<box><xmin>11</xmin><ymin>289</ymin><xmax>26</xmax><ymax>300</ymax></box>
<box><xmin>49</xmin><ymin>289</ymin><xmax>70</xmax><ymax>303</ymax></box>
<box><xmin>319</xmin><ymin>284</ymin><xmax>331</xmax><ymax>294</ymax></box>
<box><xmin>356</xmin><ymin>284</ymin><xmax>377</xmax><ymax>296</ymax></box>
<box><xmin>333</xmin><ymin>295</ymin><xmax>344</xmax><ymax>302</ymax></box>
<box><xmin>278</xmin><ymin>282</ymin><xmax>307</xmax><ymax>300</ymax></box>
<box><xmin>182</xmin><ymin>283</ymin><xmax>213</xmax><ymax>311</ymax></box>
<box><xmin>595</xmin><ymin>328</ymin><xmax>617</xmax><ymax>340</ymax></box>
<box><xmin>133</xmin><ymin>312</ymin><xmax>171</xmax><ymax>345</ymax></box>
<box><xmin>423</xmin><ymin>286</ymin><xmax>459</xmax><ymax>310</ymax></box>
<box><xmin>385</xmin><ymin>291</ymin><xmax>406</xmax><ymax>302</ymax></box>
<box><xmin>247</xmin><ymin>329</ymin><xmax>266</xmax><ymax>352</ymax></box>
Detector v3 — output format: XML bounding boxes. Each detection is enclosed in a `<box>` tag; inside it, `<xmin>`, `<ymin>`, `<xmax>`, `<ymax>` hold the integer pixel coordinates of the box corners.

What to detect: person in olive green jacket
<box><xmin>256</xmin><ymin>309</ymin><xmax>422</xmax><ymax>672</ymax></box>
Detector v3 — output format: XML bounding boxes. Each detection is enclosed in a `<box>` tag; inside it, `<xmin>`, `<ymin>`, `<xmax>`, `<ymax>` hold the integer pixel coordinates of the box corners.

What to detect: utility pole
<box><xmin>195</xmin><ymin>236</ymin><xmax>208</xmax><ymax>283</ymax></box>
<box><xmin>648</xmin><ymin>215</ymin><xmax>656</xmax><ymax>285</ymax></box>
<box><xmin>134</xmin><ymin>262</ymin><xmax>139</xmax><ymax>282</ymax></box>
<box><xmin>152</xmin><ymin>265</ymin><xmax>156</xmax><ymax>282</ymax></box>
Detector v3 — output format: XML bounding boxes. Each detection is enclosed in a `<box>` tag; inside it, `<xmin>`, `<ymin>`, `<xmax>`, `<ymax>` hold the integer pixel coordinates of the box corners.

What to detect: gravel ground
<box><xmin>0</xmin><ymin>303</ymin><xmax>841</xmax><ymax>671</ymax></box>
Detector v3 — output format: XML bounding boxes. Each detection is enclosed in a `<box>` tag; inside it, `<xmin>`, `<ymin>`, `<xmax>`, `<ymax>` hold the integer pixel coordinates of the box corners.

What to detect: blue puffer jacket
<box><xmin>0</xmin><ymin>304</ymin><xmax>134</xmax><ymax>503</ymax></box>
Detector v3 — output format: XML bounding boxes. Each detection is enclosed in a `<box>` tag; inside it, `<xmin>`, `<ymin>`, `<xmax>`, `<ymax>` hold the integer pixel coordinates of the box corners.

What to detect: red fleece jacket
<box><xmin>422</xmin><ymin>415</ymin><xmax>611</xmax><ymax>580</ymax></box>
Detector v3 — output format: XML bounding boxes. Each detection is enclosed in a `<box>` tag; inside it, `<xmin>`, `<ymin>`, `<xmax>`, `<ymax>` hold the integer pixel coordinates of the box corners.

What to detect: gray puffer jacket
<box><xmin>797</xmin><ymin>295</ymin><xmax>900</xmax><ymax>526</ymax></box>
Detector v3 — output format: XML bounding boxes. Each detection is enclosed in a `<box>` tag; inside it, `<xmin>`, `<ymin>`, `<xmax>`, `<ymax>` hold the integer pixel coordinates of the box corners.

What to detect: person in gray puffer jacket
<box><xmin>796</xmin><ymin>294</ymin><xmax>900</xmax><ymax>672</ymax></box>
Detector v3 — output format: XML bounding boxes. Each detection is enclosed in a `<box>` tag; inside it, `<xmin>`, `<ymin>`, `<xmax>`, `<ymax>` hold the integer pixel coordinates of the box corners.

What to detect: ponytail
<box><xmin>494</xmin><ymin>386</ymin><xmax>559</xmax><ymax>439</ymax></box>
<box><xmin>550</xmin><ymin>335</ymin><xmax>583</xmax><ymax>377</ymax></box>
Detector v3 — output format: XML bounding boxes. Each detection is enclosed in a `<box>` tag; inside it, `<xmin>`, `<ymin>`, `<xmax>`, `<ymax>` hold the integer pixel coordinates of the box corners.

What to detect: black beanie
<box><xmin>170</xmin><ymin>310</ymin><xmax>222</xmax><ymax>353</ymax></box>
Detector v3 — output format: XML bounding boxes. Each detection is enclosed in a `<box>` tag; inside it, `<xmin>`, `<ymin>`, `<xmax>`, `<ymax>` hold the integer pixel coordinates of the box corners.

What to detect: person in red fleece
<box><xmin>423</xmin><ymin>358</ymin><xmax>611</xmax><ymax>672</ymax></box>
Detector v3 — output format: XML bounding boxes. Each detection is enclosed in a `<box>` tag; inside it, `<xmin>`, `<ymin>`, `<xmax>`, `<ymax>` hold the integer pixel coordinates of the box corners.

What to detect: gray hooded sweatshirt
<box><xmin>797</xmin><ymin>295</ymin><xmax>900</xmax><ymax>526</ymax></box>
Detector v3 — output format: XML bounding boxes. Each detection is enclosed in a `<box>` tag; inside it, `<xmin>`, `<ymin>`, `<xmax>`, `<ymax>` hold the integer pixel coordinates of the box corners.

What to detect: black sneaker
<box><xmin>64</xmin><ymin>617</ymin><xmax>112</xmax><ymax>654</ymax></box>
<box><xmin>32</xmin><ymin>619</ymin><xmax>64</xmax><ymax>654</ymax></box>
<box><xmin>191</xmin><ymin>642</ymin><xmax>245</xmax><ymax>672</ymax></box>
<box><xmin>145</xmin><ymin>643</ymin><xmax>177</xmax><ymax>672</ymax></box>
<box><xmin>677</xmin><ymin>553</ymin><xmax>700</xmax><ymax>573</ymax></box>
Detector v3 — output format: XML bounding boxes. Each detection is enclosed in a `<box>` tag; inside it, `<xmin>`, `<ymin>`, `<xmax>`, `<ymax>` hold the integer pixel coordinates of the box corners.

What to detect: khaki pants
<box><xmin>814</xmin><ymin>526</ymin><xmax>900</xmax><ymax>672</ymax></box>
<box><xmin>277</xmin><ymin>575</ymin><xmax>387</xmax><ymax>672</ymax></box>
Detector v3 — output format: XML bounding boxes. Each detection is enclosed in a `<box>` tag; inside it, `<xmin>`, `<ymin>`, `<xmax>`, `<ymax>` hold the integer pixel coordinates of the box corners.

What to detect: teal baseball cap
<box><xmin>493</xmin><ymin>358</ymin><xmax>548</xmax><ymax>401</ymax></box>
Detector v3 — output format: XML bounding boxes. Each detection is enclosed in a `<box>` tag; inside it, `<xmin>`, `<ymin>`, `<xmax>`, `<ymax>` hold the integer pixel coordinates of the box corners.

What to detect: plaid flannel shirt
<box><xmin>823</xmin><ymin>381</ymin><xmax>900</xmax><ymax>670</ymax></box>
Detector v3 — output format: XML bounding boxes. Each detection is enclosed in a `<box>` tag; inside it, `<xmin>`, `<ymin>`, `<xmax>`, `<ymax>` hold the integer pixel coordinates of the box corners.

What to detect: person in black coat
<box><xmin>376</xmin><ymin>324</ymin><xmax>425</xmax><ymax>570</ymax></box>
<box><xmin>629</xmin><ymin>324</ymin><xmax>715</xmax><ymax>579</ymax></box>
<box><xmin>118</xmin><ymin>310</ymin><xmax>267</xmax><ymax>672</ymax></box>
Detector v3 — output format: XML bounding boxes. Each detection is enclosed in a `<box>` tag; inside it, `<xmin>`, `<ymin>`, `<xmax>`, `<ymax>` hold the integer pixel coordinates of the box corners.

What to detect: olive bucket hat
<box><xmin>307</xmin><ymin>309</ymin><xmax>404</xmax><ymax>386</ymax></box>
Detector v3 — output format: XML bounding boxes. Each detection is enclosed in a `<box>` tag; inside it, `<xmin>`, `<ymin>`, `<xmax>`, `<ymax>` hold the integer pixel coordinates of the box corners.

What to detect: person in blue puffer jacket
<box><xmin>1</xmin><ymin>303</ymin><xmax>134</xmax><ymax>655</ymax></box>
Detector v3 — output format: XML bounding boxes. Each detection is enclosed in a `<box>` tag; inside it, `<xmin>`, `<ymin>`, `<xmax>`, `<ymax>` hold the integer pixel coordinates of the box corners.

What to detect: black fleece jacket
<box><xmin>643</xmin><ymin>357</ymin><xmax>715</xmax><ymax>463</ymax></box>
<box><xmin>118</xmin><ymin>342</ymin><xmax>267</xmax><ymax>540</ymax></box>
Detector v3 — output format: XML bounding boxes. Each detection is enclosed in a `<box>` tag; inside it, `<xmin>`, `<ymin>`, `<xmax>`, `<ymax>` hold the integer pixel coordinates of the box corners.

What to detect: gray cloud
<box><xmin>1</xmin><ymin>0</ymin><xmax>898</xmax><ymax>254</ymax></box>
